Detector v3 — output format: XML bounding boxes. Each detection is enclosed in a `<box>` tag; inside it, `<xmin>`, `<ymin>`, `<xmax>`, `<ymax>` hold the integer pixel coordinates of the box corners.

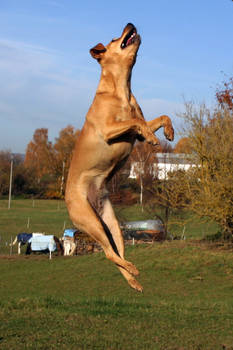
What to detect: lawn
<box><xmin>0</xmin><ymin>199</ymin><xmax>232</xmax><ymax>349</ymax></box>
<box><xmin>0</xmin><ymin>199</ymin><xmax>218</xmax><ymax>253</ymax></box>
<box><xmin>1</xmin><ymin>242</ymin><xmax>233</xmax><ymax>349</ymax></box>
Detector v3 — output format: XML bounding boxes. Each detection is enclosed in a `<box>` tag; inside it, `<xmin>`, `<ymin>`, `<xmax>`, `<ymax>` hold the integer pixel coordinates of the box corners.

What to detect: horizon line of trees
<box><xmin>0</xmin><ymin>125</ymin><xmax>80</xmax><ymax>199</ymax></box>
<box><xmin>0</xmin><ymin>126</ymin><xmax>181</xmax><ymax>199</ymax></box>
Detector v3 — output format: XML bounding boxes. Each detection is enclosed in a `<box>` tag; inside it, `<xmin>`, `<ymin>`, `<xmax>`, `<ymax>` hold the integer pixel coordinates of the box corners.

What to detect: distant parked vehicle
<box><xmin>121</xmin><ymin>219</ymin><xmax>165</xmax><ymax>241</ymax></box>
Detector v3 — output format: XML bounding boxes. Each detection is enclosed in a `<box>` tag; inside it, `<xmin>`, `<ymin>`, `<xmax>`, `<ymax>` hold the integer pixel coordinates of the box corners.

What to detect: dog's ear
<box><xmin>90</xmin><ymin>43</ymin><xmax>107</xmax><ymax>60</ymax></box>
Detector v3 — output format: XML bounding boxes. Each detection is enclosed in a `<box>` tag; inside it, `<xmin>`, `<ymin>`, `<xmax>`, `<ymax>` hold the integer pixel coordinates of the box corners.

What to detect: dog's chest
<box><xmin>106</xmin><ymin>141</ymin><xmax>133</xmax><ymax>172</ymax></box>
<box><xmin>115</xmin><ymin>104</ymin><xmax>137</xmax><ymax>122</ymax></box>
<box><xmin>112</xmin><ymin>141</ymin><xmax>132</xmax><ymax>156</ymax></box>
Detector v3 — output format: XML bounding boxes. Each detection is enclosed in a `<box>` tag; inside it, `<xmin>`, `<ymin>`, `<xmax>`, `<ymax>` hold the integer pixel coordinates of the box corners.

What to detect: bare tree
<box><xmin>129</xmin><ymin>141</ymin><xmax>159</xmax><ymax>211</ymax></box>
<box><xmin>177</xmin><ymin>102</ymin><xmax>233</xmax><ymax>238</ymax></box>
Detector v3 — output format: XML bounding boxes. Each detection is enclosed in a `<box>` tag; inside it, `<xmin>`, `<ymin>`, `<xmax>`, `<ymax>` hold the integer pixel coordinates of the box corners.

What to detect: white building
<box><xmin>129</xmin><ymin>153</ymin><xmax>195</xmax><ymax>180</ymax></box>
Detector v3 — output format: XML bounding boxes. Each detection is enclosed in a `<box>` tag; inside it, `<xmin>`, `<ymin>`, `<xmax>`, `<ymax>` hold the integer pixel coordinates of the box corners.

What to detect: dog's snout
<box><xmin>126</xmin><ymin>23</ymin><xmax>135</xmax><ymax>30</ymax></box>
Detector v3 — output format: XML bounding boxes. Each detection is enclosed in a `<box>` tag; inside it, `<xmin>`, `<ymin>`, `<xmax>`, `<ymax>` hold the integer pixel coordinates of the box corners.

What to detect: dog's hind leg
<box><xmin>66</xmin><ymin>195</ymin><xmax>139</xmax><ymax>277</ymax></box>
<box><xmin>101</xmin><ymin>198</ymin><xmax>143</xmax><ymax>292</ymax></box>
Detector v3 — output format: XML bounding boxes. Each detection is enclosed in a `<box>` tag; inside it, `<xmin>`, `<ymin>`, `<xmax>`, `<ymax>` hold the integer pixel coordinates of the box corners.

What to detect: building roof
<box><xmin>156</xmin><ymin>153</ymin><xmax>194</xmax><ymax>165</ymax></box>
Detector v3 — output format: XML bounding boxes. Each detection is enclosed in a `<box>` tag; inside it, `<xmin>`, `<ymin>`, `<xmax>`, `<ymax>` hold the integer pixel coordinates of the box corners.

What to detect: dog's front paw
<box><xmin>137</xmin><ymin>122</ymin><xmax>160</xmax><ymax>146</ymax></box>
<box><xmin>164</xmin><ymin>124</ymin><xmax>174</xmax><ymax>141</ymax></box>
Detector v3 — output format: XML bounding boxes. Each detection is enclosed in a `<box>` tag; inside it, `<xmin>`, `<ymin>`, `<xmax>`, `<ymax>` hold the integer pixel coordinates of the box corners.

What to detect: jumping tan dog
<box><xmin>65</xmin><ymin>23</ymin><xmax>174</xmax><ymax>292</ymax></box>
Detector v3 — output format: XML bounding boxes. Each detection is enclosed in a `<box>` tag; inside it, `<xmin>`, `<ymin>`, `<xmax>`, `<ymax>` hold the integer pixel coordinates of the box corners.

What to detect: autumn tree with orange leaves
<box><xmin>24</xmin><ymin>126</ymin><xmax>79</xmax><ymax>198</ymax></box>
<box><xmin>216</xmin><ymin>76</ymin><xmax>233</xmax><ymax>110</ymax></box>
<box><xmin>24</xmin><ymin>128</ymin><xmax>53</xmax><ymax>183</ymax></box>
<box><xmin>173</xmin><ymin>137</ymin><xmax>192</xmax><ymax>154</ymax></box>
<box><xmin>51</xmin><ymin>125</ymin><xmax>80</xmax><ymax>197</ymax></box>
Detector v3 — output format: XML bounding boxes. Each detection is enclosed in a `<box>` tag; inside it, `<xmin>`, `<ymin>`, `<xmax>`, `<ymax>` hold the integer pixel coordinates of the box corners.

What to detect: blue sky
<box><xmin>0</xmin><ymin>0</ymin><xmax>232</xmax><ymax>153</ymax></box>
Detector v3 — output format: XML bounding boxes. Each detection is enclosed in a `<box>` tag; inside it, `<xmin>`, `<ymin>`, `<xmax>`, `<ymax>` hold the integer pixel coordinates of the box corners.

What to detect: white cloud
<box><xmin>0</xmin><ymin>38</ymin><xmax>96</xmax><ymax>119</ymax></box>
<box><xmin>0</xmin><ymin>38</ymin><xmax>97</xmax><ymax>152</ymax></box>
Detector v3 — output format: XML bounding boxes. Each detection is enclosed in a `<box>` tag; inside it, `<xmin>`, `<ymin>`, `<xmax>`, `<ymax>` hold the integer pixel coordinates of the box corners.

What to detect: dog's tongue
<box><xmin>126</xmin><ymin>32</ymin><xmax>136</xmax><ymax>47</ymax></box>
<box><xmin>126</xmin><ymin>38</ymin><xmax>132</xmax><ymax>46</ymax></box>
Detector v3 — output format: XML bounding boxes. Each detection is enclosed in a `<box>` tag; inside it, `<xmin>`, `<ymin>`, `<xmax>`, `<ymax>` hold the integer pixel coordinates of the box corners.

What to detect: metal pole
<box><xmin>10</xmin><ymin>236</ymin><xmax>13</xmax><ymax>255</ymax></box>
<box><xmin>60</xmin><ymin>160</ymin><xmax>65</xmax><ymax>196</ymax></box>
<box><xmin>27</xmin><ymin>217</ymin><xmax>30</xmax><ymax>229</ymax></box>
<box><xmin>8</xmin><ymin>158</ymin><xmax>13</xmax><ymax>209</ymax></box>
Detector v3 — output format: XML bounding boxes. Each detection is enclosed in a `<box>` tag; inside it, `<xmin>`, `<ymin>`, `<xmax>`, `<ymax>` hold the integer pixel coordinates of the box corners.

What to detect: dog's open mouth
<box><xmin>121</xmin><ymin>27</ymin><xmax>137</xmax><ymax>49</ymax></box>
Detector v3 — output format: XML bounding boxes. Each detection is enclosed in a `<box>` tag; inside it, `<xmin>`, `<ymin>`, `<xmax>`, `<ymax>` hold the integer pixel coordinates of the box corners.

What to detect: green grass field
<box><xmin>0</xmin><ymin>199</ymin><xmax>232</xmax><ymax>349</ymax></box>
<box><xmin>0</xmin><ymin>198</ymin><xmax>219</xmax><ymax>254</ymax></box>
